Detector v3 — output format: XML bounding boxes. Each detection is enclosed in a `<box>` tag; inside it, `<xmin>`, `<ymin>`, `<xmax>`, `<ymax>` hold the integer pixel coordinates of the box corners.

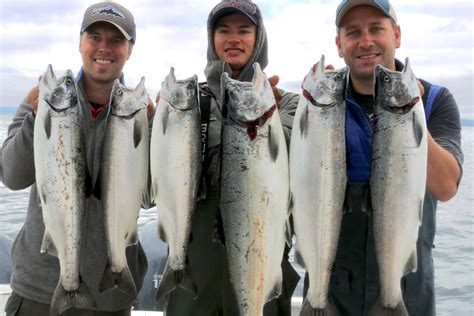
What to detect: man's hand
<box><xmin>417</xmin><ymin>80</ymin><xmax>425</xmax><ymax>97</ymax></box>
<box><xmin>268</xmin><ymin>75</ymin><xmax>282</xmax><ymax>108</ymax></box>
<box><xmin>27</xmin><ymin>76</ymin><xmax>42</xmax><ymax>116</ymax></box>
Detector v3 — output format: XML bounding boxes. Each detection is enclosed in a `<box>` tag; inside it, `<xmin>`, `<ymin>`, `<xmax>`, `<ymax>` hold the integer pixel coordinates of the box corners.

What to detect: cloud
<box><xmin>0</xmin><ymin>0</ymin><xmax>472</xmax><ymax>117</ymax></box>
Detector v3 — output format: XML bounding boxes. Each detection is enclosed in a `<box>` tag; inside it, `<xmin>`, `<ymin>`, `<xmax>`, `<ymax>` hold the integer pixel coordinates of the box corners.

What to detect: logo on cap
<box><xmin>92</xmin><ymin>5</ymin><xmax>126</xmax><ymax>19</ymax></box>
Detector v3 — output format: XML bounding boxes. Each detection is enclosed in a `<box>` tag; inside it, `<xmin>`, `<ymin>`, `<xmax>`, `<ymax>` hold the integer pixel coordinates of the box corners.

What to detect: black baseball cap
<box><xmin>209</xmin><ymin>0</ymin><xmax>258</xmax><ymax>27</ymax></box>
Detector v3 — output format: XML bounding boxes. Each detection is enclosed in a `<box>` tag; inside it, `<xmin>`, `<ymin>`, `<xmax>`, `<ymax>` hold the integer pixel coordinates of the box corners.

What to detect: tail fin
<box><xmin>99</xmin><ymin>264</ymin><xmax>137</xmax><ymax>297</ymax></box>
<box><xmin>155</xmin><ymin>262</ymin><xmax>196</xmax><ymax>301</ymax></box>
<box><xmin>368</xmin><ymin>295</ymin><xmax>409</xmax><ymax>316</ymax></box>
<box><xmin>300</xmin><ymin>297</ymin><xmax>340</xmax><ymax>316</ymax></box>
<box><xmin>49</xmin><ymin>281</ymin><xmax>96</xmax><ymax>316</ymax></box>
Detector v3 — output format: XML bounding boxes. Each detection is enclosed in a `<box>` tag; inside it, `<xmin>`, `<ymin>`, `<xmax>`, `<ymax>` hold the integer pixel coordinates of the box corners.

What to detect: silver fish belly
<box><xmin>150</xmin><ymin>68</ymin><xmax>201</xmax><ymax>299</ymax></box>
<box><xmin>99</xmin><ymin>77</ymin><xmax>149</xmax><ymax>296</ymax></box>
<box><xmin>290</xmin><ymin>56</ymin><xmax>347</xmax><ymax>315</ymax></box>
<box><xmin>220</xmin><ymin>63</ymin><xmax>290</xmax><ymax>316</ymax></box>
<box><xmin>369</xmin><ymin>58</ymin><xmax>427</xmax><ymax>316</ymax></box>
<box><xmin>34</xmin><ymin>64</ymin><xmax>94</xmax><ymax>314</ymax></box>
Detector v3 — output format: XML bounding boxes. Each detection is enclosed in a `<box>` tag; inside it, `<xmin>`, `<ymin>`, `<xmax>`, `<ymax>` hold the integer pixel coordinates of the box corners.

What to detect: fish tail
<box><xmin>99</xmin><ymin>264</ymin><xmax>137</xmax><ymax>297</ymax></box>
<box><xmin>300</xmin><ymin>297</ymin><xmax>341</xmax><ymax>316</ymax></box>
<box><xmin>49</xmin><ymin>281</ymin><xmax>96</xmax><ymax>316</ymax></box>
<box><xmin>367</xmin><ymin>295</ymin><xmax>408</xmax><ymax>316</ymax></box>
<box><xmin>156</xmin><ymin>262</ymin><xmax>196</xmax><ymax>301</ymax></box>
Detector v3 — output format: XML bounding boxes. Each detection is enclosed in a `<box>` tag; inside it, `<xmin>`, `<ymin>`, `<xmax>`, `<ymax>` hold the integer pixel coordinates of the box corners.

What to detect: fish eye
<box><xmin>334</xmin><ymin>74</ymin><xmax>343</xmax><ymax>81</ymax></box>
<box><xmin>116</xmin><ymin>88</ymin><xmax>123</xmax><ymax>96</ymax></box>
<box><xmin>383</xmin><ymin>75</ymin><xmax>391</xmax><ymax>83</ymax></box>
<box><xmin>65</xmin><ymin>78</ymin><xmax>74</xmax><ymax>86</ymax></box>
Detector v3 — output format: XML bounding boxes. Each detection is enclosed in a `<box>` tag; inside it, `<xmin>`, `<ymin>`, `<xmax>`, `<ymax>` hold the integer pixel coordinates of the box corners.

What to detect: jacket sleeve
<box><xmin>425</xmin><ymin>84</ymin><xmax>464</xmax><ymax>182</ymax></box>
<box><xmin>1</xmin><ymin>98</ymin><xmax>37</xmax><ymax>190</ymax></box>
<box><xmin>278</xmin><ymin>89</ymin><xmax>300</xmax><ymax>145</ymax></box>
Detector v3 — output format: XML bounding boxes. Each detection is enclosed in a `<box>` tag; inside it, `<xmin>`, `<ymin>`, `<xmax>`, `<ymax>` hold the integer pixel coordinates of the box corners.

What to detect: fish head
<box><xmin>221</xmin><ymin>62</ymin><xmax>275</xmax><ymax>124</ymax></box>
<box><xmin>110</xmin><ymin>77</ymin><xmax>148</xmax><ymax>118</ymax></box>
<box><xmin>40</xmin><ymin>65</ymin><xmax>78</xmax><ymax>113</ymax></box>
<box><xmin>160</xmin><ymin>67</ymin><xmax>199</xmax><ymax>111</ymax></box>
<box><xmin>302</xmin><ymin>55</ymin><xmax>347</xmax><ymax>109</ymax></box>
<box><xmin>375</xmin><ymin>58</ymin><xmax>420</xmax><ymax>115</ymax></box>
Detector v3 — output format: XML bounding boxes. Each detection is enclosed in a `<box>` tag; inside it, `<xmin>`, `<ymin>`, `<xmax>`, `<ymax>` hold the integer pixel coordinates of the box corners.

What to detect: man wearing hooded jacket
<box><xmin>163</xmin><ymin>1</ymin><xmax>300</xmax><ymax>315</ymax></box>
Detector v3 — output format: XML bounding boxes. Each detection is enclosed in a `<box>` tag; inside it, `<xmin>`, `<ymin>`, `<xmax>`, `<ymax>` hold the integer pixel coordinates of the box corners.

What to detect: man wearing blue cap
<box><xmin>2</xmin><ymin>2</ymin><xmax>152</xmax><ymax>315</ymax></box>
<box><xmin>302</xmin><ymin>1</ymin><xmax>463</xmax><ymax>315</ymax></box>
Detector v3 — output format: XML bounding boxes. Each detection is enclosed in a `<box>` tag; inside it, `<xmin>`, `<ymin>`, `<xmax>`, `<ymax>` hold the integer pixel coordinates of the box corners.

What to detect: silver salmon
<box><xmin>368</xmin><ymin>58</ymin><xmax>427</xmax><ymax>316</ymax></box>
<box><xmin>98</xmin><ymin>78</ymin><xmax>149</xmax><ymax>297</ymax></box>
<box><xmin>34</xmin><ymin>64</ymin><xmax>94</xmax><ymax>315</ymax></box>
<box><xmin>290</xmin><ymin>55</ymin><xmax>347</xmax><ymax>316</ymax></box>
<box><xmin>150</xmin><ymin>68</ymin><xmax>201</xmax><ymax>299</ymax></box>
<box><xmin>220</xmin><ymin>63</ymin><xmax>290</xmax><ymax>316</ymax></box>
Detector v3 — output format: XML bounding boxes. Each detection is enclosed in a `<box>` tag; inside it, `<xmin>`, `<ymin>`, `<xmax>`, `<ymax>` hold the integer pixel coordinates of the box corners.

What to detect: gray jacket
<box><xmin>0</xmin><ymin>70</ymin><xmax>147</xmax><ymax>311</ymax></box>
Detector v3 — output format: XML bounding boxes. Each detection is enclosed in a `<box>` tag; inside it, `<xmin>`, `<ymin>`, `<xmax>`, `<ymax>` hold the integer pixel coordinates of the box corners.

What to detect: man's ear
<box><xmin>394</xmin><ymin>25</ymin><xmax>401</xmax><ymax>49</ymax></box>
<box><xmin>335</xmin><ymin>35</ymin><xmax>343</xmax><ymax>58</ymax></box>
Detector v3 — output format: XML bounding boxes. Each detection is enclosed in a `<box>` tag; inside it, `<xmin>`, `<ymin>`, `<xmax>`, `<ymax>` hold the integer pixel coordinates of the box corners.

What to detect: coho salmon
<box><xmin>150</xmin><ymin>68</ymin><xmax>201</xmax><ymax>299</ymax></box>
<box><xmin>98</xmin><ymin>78</ymin><xmax>149</xmax><ymax>296</ymax></box>
<box><xmin>369</xmin><ymin>58</ymin><xmax>427</xmax><ymax>316</ymax></box>
<box><xmin>220</xmin><ymin>63</ymin><xmax>290</xmax><ymax>316</ymax></box>
<box><xmin>290</xmin><ymin>55</ymin><xmax>347</xmax><ymax>316</ymax></box>
<box><xmin>34</xmin><ymin>64</ymin><xmax>94</xmax><ymax>315</ymax></box>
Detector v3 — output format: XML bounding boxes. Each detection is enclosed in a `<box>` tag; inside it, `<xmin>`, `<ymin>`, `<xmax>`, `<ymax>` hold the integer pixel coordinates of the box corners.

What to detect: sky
<box><xmin>0</xmin><ymin>0</ymin><xmax>473</xmax><ymax>117</ymax></box>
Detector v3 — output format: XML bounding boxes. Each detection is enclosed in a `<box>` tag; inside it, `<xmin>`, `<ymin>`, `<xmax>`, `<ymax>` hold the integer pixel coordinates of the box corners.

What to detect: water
<box><xmin>1</xmin><ymin>114</ymin><xmax>473</xmax><ymax>315</ymax></box>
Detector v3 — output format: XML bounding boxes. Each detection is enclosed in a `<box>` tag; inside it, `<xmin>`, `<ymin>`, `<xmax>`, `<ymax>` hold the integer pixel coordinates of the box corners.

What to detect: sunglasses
<box><xmin>212</xmin><ymin>0</ymin><xmax>258</xmax><ymax>17</ymax></box>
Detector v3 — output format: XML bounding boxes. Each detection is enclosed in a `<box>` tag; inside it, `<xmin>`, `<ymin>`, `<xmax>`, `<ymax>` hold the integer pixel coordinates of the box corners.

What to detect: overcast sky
<box><xmin>0</xmin><ymin>0</ymin><xmax>473</xmax><ymax>117</ymax></box>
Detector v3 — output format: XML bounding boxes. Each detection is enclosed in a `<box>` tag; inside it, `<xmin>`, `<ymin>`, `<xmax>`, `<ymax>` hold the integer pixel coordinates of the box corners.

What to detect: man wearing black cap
<box><xmin>301</xmin><ymin>1</ymin><xmax>463</xmax><ymax>315</ymax></box>
<box><xmin>161</xmin><ymin>1</ymin><xmax>300</xmax><ymax>315</ymax></box>
<box><xmin>2</xmin><ymin>2</ymin><xmax>151</xmax><ymax>315</ymax></box>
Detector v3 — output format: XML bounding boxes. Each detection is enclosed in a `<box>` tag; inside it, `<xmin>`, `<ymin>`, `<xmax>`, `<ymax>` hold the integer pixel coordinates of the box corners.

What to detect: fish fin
<box><xmin>133</xmin><ymin>119</ymin><xmax>142</xmax><ymax>148</ymax></box>
<box><xmin>368</xmin><ymin>295</ymin><xmax>408</xmax><ymax>316</ymax></box>
<box><xmin>157</xmin><ymin>221</ymin><xmax>167</xmax><ymax>243</ymax></box>
<box><xmin>285</xmin><ymin>218</ymin><xmax>293</xmax><ymax>248</ymax></box>
<box><xmin>300</xmin><ymin>298</ymin><xmax>341</xmax><ymax>316</ymax></box>
<box><xmin>44</xmin><ymin>110</ymin><xmax>52</xmax><ymax>140</ymax></box>
<box><xmin>404</xmin><ymin>248</ymin><xmax>418</xmax><ymax>275</ymax></box>
<box><xmin>50</xmin><ymin>280</ymin><xmax>96</xmax><ymax>316</ymax></box>
<box><xmin>93</xmin><ymin>177</ymin><xmax>101</xmax><ymax>200</ymax></box>
<box><xmin>162</xmin><ymin>107</ymin><xmax>169</xmax><ymax>135</ymax></box>
<box><xmin>413</xmin><ymin>111</ymin><xmax>424</xmax><ymax>147</ymax></box>
<box><xmin>156</xmin><ymin>263</ymin><xmax>197</xmax><ymax>301</ymax></box>
<box><xmin>268</xmin><ymin>125</ymin><xmax>279</xmax><ymax>162</ymax></box>
<box><xmin>99</xmin><ymin>265</ymin><xmax>137</xmax><ymax>297</ymax></box>
<box><xmin>127</xmin><ymin>230</ymin><xmax>139</xmax><ymax>246</ymax></box>
<box><xmin>265</xmin><ymin>276</ymin><xmax>282</xmax><ymax>302</ymax></box>
<box><xmin>299</xmin><ymin>103</ymin><xmax>309</xmax><ymax>138</ymax></box>
<box><xmin>40</xmin><ymin>231</ymin><xmax>57</xmax><ymax>256</ymax></box>
<box><xmin>295</xmin><ymin>249</ymin><xmax>306</xmax><ymax>270</ymax></box>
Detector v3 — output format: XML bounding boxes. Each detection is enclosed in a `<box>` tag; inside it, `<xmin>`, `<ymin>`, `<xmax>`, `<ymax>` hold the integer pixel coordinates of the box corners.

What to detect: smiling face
<box><xmin>336</xmin><ymin>6</ymin><xmax>400</xmax><ymax>93</ymax></box>
<box><xmin>213</xmin><ymin>13</ymin><xmax>257</xmax><ymax>78</ymax></box>
<box><xmin>79</xmin><ymin>22</ymin><xmax>133</xmax><ymax>89</ymax></box>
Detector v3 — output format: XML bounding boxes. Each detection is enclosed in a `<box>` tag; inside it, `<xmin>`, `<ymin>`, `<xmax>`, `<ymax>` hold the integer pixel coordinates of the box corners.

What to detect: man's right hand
<box><xmin>27</xmin><ymin>76</ymin><xmax>42</xmax><ymax>116</ymax></box>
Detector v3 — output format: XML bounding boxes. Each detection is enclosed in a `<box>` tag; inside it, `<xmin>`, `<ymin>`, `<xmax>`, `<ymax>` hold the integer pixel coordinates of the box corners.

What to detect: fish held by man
<box><xmin>290</xmin><ymin>55</ymin><xmax>347</xmax><ymax>316</ymax></box>
<box><xmin>368</xmin><ymin>58</ymin><xmax>427</xmax><ymax>316</ymax></box>
<box><xmin>34</xmin><ymin>64</ymin><xmax>95</xmax><ymax>315</ymax></box>
<box><xmin>219</xmin><ymin>63</ymin><xmax>290</xmax><ymax>316</ymax></box>
<box><xmin>150</xmin><ymin>67</ymin><xmax>201</xmax><ymax>299</ymax></box>
<box><xmin>98</xmin><ymin>77</ymin><xmax>150</xmax><ymax>297</ymax></box>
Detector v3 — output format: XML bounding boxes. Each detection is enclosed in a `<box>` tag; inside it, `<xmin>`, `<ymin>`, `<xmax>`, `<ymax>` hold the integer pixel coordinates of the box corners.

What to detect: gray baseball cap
<box><xmin>80</xmin><ymin>2</ymin><xmax>136</xmax><ymax>43</ymax></box>
<box><xmin>335</xmin><ymin>0</ymin><xmax>397</xmax><ymax>27</ymax></box>
<box><xmin>209</xmin><ymin>0</ymin><xmax>258</xmax><ymax>27</ymax></box>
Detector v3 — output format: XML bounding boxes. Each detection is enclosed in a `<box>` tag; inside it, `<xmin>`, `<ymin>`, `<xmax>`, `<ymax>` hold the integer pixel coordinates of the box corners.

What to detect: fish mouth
<box><xmin>230</xmin><ymin>104</ymin><xmax>277</xmax><ymax>141</ymax></box>
<box><xmin>387</xmin><ymin>97</ymin><xmax>420</xmax><ymax>114</ymax></box>
<box><xmin>302</xmin><ymin>89</ymin><xmax>336</xmax><ymax>108</ymax></box>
